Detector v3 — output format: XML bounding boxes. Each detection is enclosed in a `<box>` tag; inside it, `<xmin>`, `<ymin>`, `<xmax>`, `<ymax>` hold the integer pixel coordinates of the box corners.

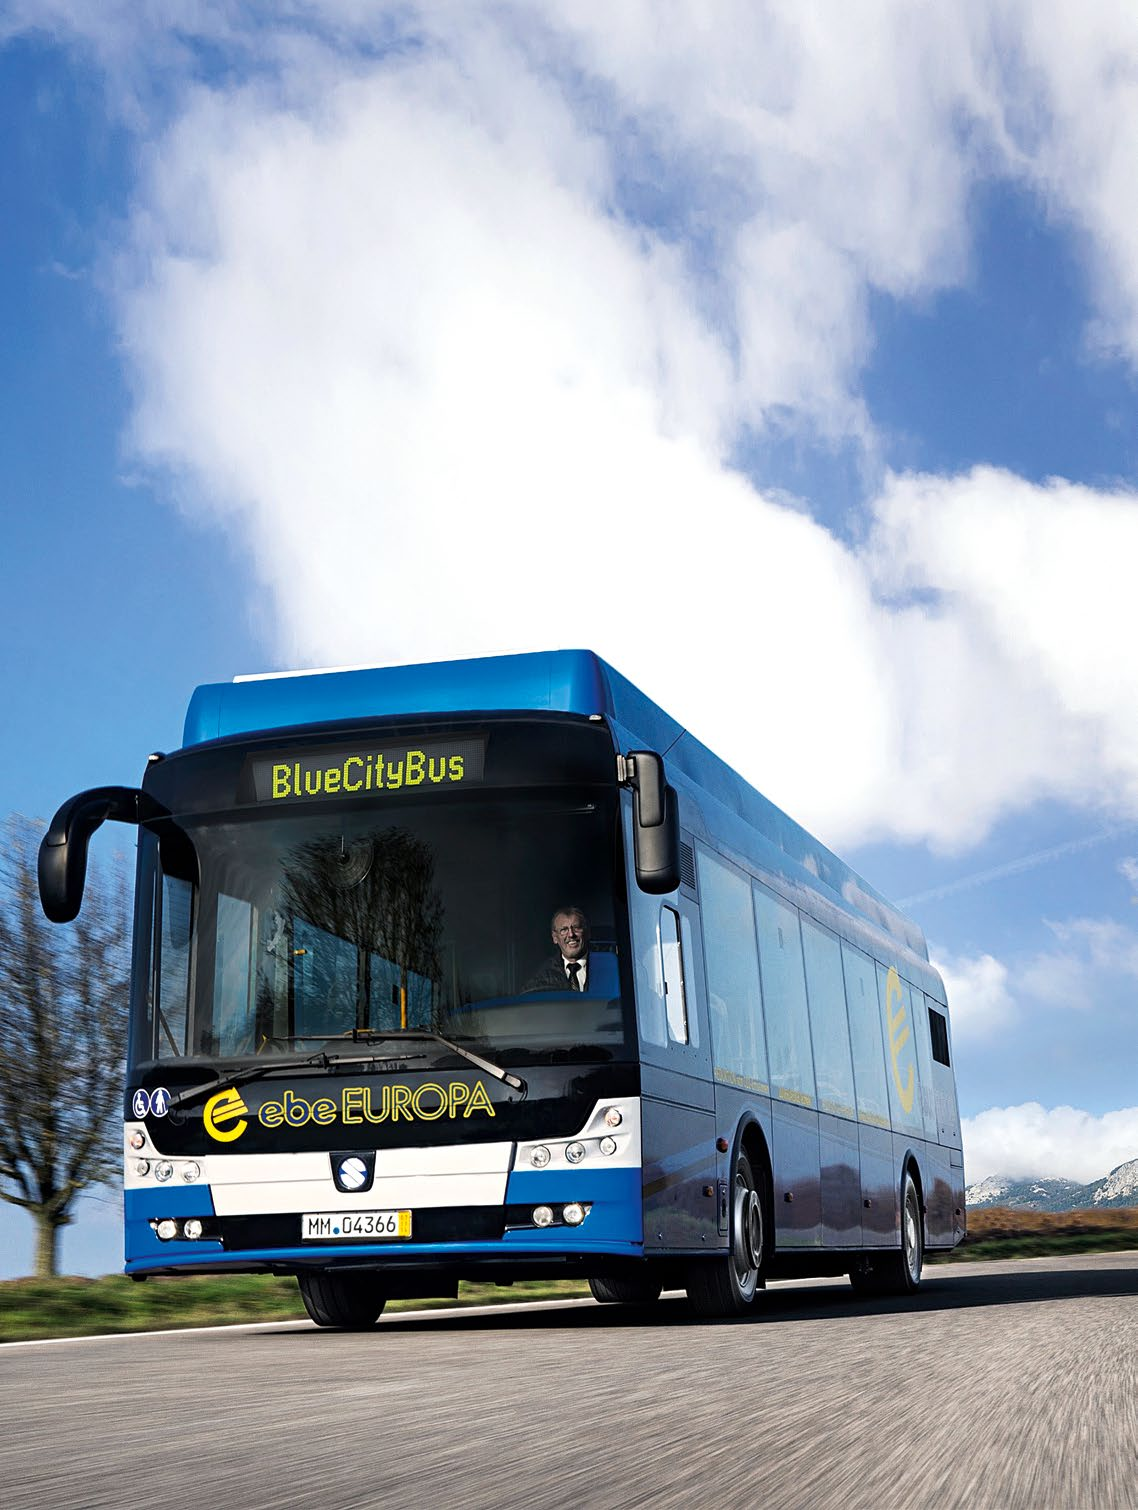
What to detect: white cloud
<box><xmin>963</xmin><ymin>1101</ymin><xmax>1138</xmax><ymax>1183</ymax></box>
<box><xmin>1020</xmin><ymin>916</ymin><xmax>1138</xmax><ymax>1009</ymax></box>
<box><xmin>932</xmin><ymin>949</ymin><xmax>1016</xmax><ymax>1042</ymax></box>
<box><xmin>10</xmin><ymin>2</ymin><xmax>1138</xmax><ymax>850</ymax></box>
<box><xmin>1119</xmin><ymin>857</ymin><xmax>1138</xmax><ymax>892</ymax></box>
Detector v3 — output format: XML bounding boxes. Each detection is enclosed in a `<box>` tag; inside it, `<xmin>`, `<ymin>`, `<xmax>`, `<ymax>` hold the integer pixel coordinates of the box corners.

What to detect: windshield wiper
<box><xmin>164</xmin><ymin>1045</ymin><xmax>431</xmax><ymax>1115</ymax></box>
<box><xmin>349</xmin><ymin>1029</ymin><xmax>527</xmax><ymax>1095</ymax></box>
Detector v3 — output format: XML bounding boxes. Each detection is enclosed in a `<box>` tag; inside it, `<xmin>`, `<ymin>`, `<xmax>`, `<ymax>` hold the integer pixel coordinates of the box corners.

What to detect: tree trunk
<box><xmin>34</xmin><ymin>1214</ymin><xmax>62</xmax><ymax>1279</ymax></box>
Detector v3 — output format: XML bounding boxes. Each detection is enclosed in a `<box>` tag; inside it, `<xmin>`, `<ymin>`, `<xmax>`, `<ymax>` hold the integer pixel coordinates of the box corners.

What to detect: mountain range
<box><xmin>966</xmin><ymin>1157</ymin><xmax>1138</xmax><ymax>1211</ymax></box>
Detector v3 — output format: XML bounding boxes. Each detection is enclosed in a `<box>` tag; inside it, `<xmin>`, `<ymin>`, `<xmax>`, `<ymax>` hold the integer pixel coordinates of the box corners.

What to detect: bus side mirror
<box><xmin>39</xmin><ymin>787</ymin><xmax>150</xmax><ymax>923</ymax></box>
<box><xmin>627</xmin><ymin>751</ymin><xmax>681</xmax><ymax>894</ymax></box>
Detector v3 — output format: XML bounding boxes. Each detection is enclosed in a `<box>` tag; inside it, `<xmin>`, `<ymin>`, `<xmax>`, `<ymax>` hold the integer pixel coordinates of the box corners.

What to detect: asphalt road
<box><xmin>2</xmin><ymin>1251</ymin><xmax>1137</xmax><ymax>1510</ymax></box>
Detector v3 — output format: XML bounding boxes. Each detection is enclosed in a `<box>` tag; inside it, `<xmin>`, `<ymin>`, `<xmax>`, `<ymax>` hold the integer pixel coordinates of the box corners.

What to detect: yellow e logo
<box><xmin>885</xmin><ymin>966</ymin><xmax>916</xmax><ymax>1115</ymax></box>
<box><xmin>203</xmin><ymin>1087</ymin><xmax>249</xmax><ymax>1142</ymax></box>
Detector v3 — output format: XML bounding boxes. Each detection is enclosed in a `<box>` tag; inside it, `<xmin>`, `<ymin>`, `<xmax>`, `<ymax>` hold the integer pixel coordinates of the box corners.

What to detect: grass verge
<box><xmin>928</xmin><ymin>1205</ymin><xmax>1138</xmax><ymax>1265</ymax></box>
<box><xmin>0</xmin><ymin>1274</ymin><xmax>590</xmax><ymax>1344</ymax></box>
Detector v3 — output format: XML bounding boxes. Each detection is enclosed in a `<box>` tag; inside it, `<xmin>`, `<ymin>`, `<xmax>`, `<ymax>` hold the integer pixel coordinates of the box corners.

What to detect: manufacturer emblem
<box><xmin>332</xmin><ymin>1151</ymin><xmax>375</xmax><ymax>1193</ymax></box>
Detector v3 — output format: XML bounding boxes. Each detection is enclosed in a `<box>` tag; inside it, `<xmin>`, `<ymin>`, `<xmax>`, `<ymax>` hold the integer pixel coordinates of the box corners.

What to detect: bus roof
<box><xmin>183</xmin><ymin>648</ymin><xmax>927</xmax><ymax>963</ymax></box>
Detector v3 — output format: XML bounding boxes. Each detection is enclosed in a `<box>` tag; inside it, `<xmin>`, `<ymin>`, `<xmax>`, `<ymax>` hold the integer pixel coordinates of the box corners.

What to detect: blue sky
<box><xmin>4</xmin><ymin>2</ymin><xmax>1138</xmax><ymax>1276</ymax></box>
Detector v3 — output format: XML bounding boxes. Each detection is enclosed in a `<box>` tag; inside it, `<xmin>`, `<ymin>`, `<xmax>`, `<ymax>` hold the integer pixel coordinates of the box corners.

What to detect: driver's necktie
<box><xmin>566</xmin><ymin>962</ymin><xmax>581</xmax><ymax>991</ymax></box>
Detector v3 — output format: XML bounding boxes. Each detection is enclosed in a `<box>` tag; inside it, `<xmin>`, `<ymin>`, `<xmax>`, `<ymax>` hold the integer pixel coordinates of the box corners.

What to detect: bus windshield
<box><xmin>133</xmin><ymin>789</ymin><xmax>631</xmax><ymax>1071</ymax></box>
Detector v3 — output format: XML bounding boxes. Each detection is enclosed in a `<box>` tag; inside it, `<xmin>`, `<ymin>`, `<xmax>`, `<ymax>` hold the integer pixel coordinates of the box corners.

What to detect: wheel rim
<box><xmin>732</xmin><ymin>1169</ymin><xmax>761</xmax><ymax>1301</ymax></box>
<box><xmin>903</xmin><ymin>1183</ymin><xmax>921</xmax><ymax>1284</ymax></box>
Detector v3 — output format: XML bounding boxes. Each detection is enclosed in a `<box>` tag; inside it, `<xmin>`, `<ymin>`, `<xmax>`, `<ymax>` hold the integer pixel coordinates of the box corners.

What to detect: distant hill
<box><xmin>966</xmin><ymin>1158</ymin><xmax>1138</xmax><ymax>1211</ymax></box>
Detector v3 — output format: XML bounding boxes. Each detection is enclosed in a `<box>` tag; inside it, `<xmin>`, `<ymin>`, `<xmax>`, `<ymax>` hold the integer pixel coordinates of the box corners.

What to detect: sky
<box><xmin>3</xmin><ymin>0</ymin><xmax>1138</xmax><ymax>1276</ymax></box>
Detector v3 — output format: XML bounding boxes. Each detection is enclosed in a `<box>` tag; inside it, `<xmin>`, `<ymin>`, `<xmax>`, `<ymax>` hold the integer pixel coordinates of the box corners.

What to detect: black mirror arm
<box><xmin>39</xmin><ymin>786</ymin><xmax>166</xmax><ymax>924</ymax></box>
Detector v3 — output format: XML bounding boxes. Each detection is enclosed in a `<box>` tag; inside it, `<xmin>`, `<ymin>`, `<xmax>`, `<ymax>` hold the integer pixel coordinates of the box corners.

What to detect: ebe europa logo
<box><xmin>202</xmin><ymin>1081</ymin><xmax>497</xmax><ymax>1143</ymax></box>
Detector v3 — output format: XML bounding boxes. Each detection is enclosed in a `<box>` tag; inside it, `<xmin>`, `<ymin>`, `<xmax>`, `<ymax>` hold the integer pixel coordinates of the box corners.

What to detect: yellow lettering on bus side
<box><xmin>406</xmin><ymin>749</ymin><xmax>425</xmax><ymax>786</ymax></box>
<box><xmin>272</xmin><ymin>764</ymin><xmax>291</xmax><ymax>799</ymax></box>
<box><xmin>448</xmin><ymin>756</ymin><xmax>465</xmax><ymax>782</ymax></box>
<box><xmin>886</xmin><ymin>966</ymin><xmax>916</xmax><ymax>1115</ymax></box>
<box><xmin>343</xmin><ymin>756</ymin><xmax>364</xmax><ymax>792</ymax></box>
<box><xmin>341</xmin><ymin>1087</ymin><xmax>365</xmax><ymax>1124</ymax></box>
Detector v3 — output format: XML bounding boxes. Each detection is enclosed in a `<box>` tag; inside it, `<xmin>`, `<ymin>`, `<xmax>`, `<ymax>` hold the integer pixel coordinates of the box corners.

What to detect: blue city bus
<box><xmin>40</xmin><ymin>650</ymin><xmax>964</xmax><ymax>1325</ymax></box>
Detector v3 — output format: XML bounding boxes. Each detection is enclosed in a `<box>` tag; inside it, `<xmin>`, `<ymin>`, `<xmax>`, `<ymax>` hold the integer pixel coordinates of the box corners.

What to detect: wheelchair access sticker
<box><xmin>132</xmin><ymin>1088</ymin><xmax>171</xmax><ymax>1118</ymax></box>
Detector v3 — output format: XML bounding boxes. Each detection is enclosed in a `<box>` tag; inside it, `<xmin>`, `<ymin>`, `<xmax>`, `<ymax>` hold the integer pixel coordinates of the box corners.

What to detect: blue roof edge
<box><xmin>181</xmin><ymin>649</ymin><xmax>612</xmax><ymax>748</ymax></box>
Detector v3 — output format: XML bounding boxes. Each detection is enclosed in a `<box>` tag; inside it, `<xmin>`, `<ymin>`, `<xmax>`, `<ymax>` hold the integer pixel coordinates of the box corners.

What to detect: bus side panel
<box><xmin>770</xmin><ymin>1099</ymin><xmax>821</xmax><ymax>1246</ymax></box>
<box><xmin>920</xmin><ymin>1141</ymin><xmax>957</xmax><ymax>1249</ymax></box>
<box><xmin>858</xmin><ymin>1123</ymin><xmax>896</xmax><ymax>1246</ymax></box>
<box><xmin>640</xmin><ymin>1069</ymin><xmax>718</xmax><ymax>1252</ymax></box>
<box><xmin>819</xmin><ymin>1112</ymin><xmax>861</xmax><ymax>1246</ymax></box>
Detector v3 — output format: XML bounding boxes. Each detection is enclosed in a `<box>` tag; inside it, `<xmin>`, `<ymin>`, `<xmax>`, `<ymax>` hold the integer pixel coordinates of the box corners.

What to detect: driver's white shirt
<box><xmin>560</xmin><ymin>954</ymin><xmax>588</xmax><ymax>989</ymax></box>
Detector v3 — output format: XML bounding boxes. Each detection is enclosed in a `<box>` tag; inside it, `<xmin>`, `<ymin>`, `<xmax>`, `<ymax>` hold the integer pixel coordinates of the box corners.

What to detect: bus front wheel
<box><xmin>686</xmin><ymin>1149</ymin><xmax>768</xmax><ymax>1318</ymax></box>
<box><xmin>589</xmin><ymin>1273</ymin><xmax>663</xmax><ymax>1305</ymax></box>
<box><xmin>297</xmin><ymin>1271</ymin><xmax>387</xmax><ymax>1329</ymax></box>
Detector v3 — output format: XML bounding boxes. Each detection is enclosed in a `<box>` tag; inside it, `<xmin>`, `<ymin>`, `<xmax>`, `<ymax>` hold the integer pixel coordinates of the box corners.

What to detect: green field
<box><xmin>3</xmin><ymin>1208</ymin><xmax>1136</xmax><ymax>1343</ymax></box>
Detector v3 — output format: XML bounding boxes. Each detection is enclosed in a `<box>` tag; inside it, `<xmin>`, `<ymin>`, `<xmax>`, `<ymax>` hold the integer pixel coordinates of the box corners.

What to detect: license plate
<box><xmin>301</xmin><ymin>1210</ymin><xmax>412</xmax><ymax>1240</ymax></box>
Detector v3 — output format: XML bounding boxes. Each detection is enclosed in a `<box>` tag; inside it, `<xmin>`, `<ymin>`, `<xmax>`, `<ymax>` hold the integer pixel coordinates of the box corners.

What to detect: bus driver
<box><xmin>524</xmin><ymin>907</ymin><xmax>591</xmax><ymax>992</ymax></box>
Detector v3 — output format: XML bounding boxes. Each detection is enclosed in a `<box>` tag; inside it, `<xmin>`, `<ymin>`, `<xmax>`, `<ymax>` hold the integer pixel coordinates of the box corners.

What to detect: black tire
<box><xmin>849</xmin><ymin>1170</ymin><xmax>924</xmax><ymax>1297</ymax></box>
<box><xmin>297</xmin><ymin>1271</ymin><xmax>386</xmax><ymax>1329</ymax></box>
<box><xmin>686</xmin><ymin>1149</ymin><xmax>769</xmax><ymax>1318</ymax></box>
<box><xmin>589</xmin><ymin>1273</ymin><xmax>663</xmax><ymax>1305</ymax></box>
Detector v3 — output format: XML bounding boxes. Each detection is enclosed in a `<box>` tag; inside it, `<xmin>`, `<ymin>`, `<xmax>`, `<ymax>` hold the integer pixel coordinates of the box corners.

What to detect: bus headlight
<box><xmin>529</xmin><ymin>1146</ymin><xmax>551</xmax><ymax>1168</ymax></box>
<box><xmin>565</xmin><ymin>1142</ymin><xmax>586</xmax><ymax>1164</ymax></box>
<box><xmin>156</xmin><ymin>1219</ymin><xmax>178</xmax><ymax>1240</ymax></box>
<box><xmin>134</xmin><ymin>1160</ymin><xmax>151</xmax><ymax>1176</ymax></box>
<box><xmin>603</xmin><ymin>1107</ymin><xmax>623</xmax><ymax>1128</ymax></box>
<box><xmin>599</xmin><ymin>1136</ymin><xmax>617</xmax><ymax>1156</ymax></box>
<box><xmin>181</xmin><ymin>1162</ymin><xmax>201</xmax><ymax>1183</ymax></box>
<box><xmin>532</xmin><ymin>1206</ymin><xmax>554</xmax><ymax>1227</ymax></box>
<box><xmin>154</xmin><ymin>1161</ymin><xmax>174</xmax><ymax>1183</ymax></box>
<box><xmin>183</xmin><ymin>1219</ymin><xmax>204</xmax><ymax>1240</ymax></box>
<box><xmin>563</xmin><ymin>1203</ymin><xmax>585</xmax><ymax>1226</ymax></box>
<box><xmin>129</xmin><ymin>1131</ymin><xmax>147</xmax><ymax>1150</ymax></box>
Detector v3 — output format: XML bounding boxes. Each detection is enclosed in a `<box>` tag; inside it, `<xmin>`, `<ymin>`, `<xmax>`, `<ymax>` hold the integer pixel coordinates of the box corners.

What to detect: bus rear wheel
<box><xmin>589</xmin><ymin>1273</ymin><xmax>663</xmax><ymax>1305</ymax></box>
<box><xmin>849</xmin><ymin>1170</ymin><xmax>924</xmax><ymax>1297</ymax></box>
<box><xmin>687</xmin><ymin>1150</ymin><xmax>768</xmax><ymax>1318</ymax></box>
<box><xmin>297</xmin><ymin>1271</ymin><xmax>386</xmax><ymax>1329</ymax></box>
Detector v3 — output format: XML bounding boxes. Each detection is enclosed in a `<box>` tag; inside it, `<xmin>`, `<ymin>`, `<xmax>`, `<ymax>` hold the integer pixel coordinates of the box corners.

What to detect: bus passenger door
<box><xmin>627</xmin><ymin>825</ymin><xmax>717</xmax><ymax>1253</ymax></box>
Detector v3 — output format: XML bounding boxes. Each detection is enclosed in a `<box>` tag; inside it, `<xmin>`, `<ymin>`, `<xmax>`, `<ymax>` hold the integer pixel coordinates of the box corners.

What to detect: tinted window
<box><xmin>842</xmin><ymin>942</ymin><xmax>889</xmax><ymax>1127</ymax></box>
<box><xmin>135</xmin><ymin>792</ymin><xmax>629</xmax><ymax>1068</ymax></box>
<box><xmin>698</xmin><ymin>850</ymin><xmax>769</xmax><ymax>1093</ymax></box>
<box><xmin>156</xmin><ymin>875</ymin><xmax>192</xmax><ymax>1055</ymax></box>
<box><xmin>928</xmin><ymin>1006</ymin><xmax>951</xmax><ymax>1066</ymax></box>
<box><xmin>661</xmin><ymin>906</ymin><xmax>689</xmax><ymax>1045</ymax></box>
<box><xmin>802</xmin><ymin>917</ymin><xmax>855</xmax><ymax>1118</ymax></box>
<box><xmin>753</xmin><ymin>883</ymin><xmax>815</xmax><ymax>1105</ymax></box>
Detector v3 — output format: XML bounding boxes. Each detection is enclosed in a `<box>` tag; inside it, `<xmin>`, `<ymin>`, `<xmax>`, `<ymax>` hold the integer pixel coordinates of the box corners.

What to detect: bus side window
<box><xmin>877</xmin><ymin>963</ymin><xmax>923</xmax><ymax>1136</ymax></box>
<box><xmin>753</xmin><ymin>882</ymin><xmax>815</xmax><ymax>1106</ymax></box>
<box><xmin>801</xmin><ymin>917</ymin><xmax>855</xmax><ymax>1119</ymax></box>
<box><xmin>842</xmin><ymin>942</ymin><xmax>890</xmax><ymax>1128</ymax></box>
<box><xmin>696</xmin><ymin>848</ymin><xmax>768</xmax><ymax>1091</ymax></box>
<box><xmin>157</xmin><ymin>874</ymin><xmax>193</xmax><ymax>1057</ymax></box>
<box><xmin>660</xmin><ymin>905</ymin><xmax>689</xmax><ymax>1045</ymax></box>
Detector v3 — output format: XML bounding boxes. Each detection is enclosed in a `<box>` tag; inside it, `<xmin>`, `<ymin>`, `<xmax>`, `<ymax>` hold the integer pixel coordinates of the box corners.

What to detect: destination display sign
<box><xmin>249</xmin><ymin>737</ymin><xmax>486</xmax><ymax>804</ymax></box>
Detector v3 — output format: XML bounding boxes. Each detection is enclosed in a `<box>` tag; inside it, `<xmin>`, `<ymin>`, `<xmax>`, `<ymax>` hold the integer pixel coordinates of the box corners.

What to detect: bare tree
<box><xmin>0</xmin><ymin>816</ymin><xmax>129</xmax><ymax>1277</ymax></box>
